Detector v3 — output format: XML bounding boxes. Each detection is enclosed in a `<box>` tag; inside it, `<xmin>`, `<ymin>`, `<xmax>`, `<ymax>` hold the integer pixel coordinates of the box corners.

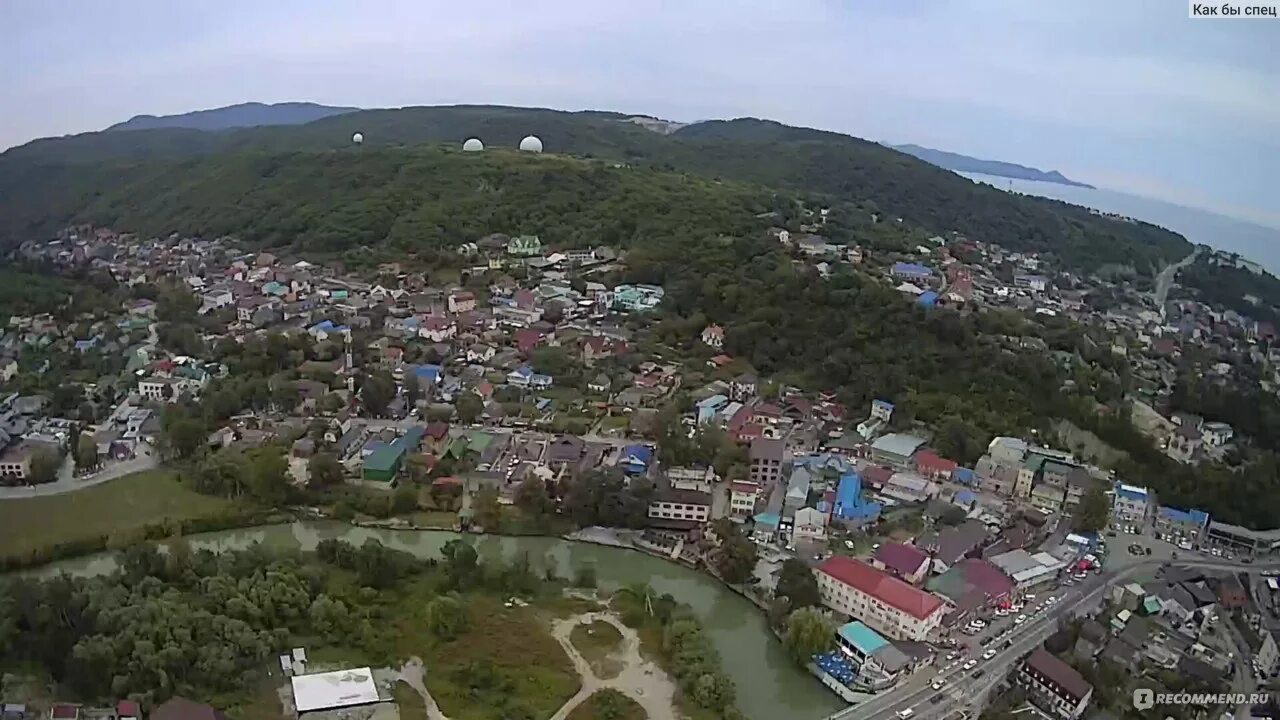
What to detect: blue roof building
<box><xmin>696</xmin><ymin>394</ymin><xmax>729</xmax><ymax>424</ymax></box>
<box><xmin>917</xmin><ymin>291</ymin><xmax>939</xmax><ymax>307</ymax></box>
<box><xmin>620</xmin><ymin>444</ymin><xmax>653</xmax><ymax>474</ymax></box>
<box><xmin>838</xmin><ymin>621</ymin><xmax>889</xmax><ymax>655</ymax></box>
<box><xmin>891</xmin><ymin>262</ymin><xmax>933</xmax><ymax>280</ymax></box>
<box><xmin>412</xmin><ymin>364</ymin><xmax>443</xmax><ymax>385</ymax></box>
<box><xmin>835</xmin><ymin>471</ymin><xmax>882</xmax><ymax>524</ymax></box>
<box><xmin>952</xmin><ymin>467</ymin><xmax>976</xmax><ymax>485</ymax></box>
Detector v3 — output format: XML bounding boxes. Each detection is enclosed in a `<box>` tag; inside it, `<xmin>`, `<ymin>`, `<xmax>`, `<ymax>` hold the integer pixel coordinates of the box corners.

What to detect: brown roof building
<box><xmin>1018</xmin><ymin>648</ymin><xmax>1093</xmax><ymax>719</ymax></box>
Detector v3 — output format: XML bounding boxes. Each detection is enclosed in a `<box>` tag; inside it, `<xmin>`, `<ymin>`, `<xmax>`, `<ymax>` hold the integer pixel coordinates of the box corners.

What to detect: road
<box><xmin>826</xmin><ymin>555</ymin><xmax>1280</xmax><ymax>720</ymax></box>
<box><xmin>1153</xmin><ymin>248</ymin><xmax>1201</xmax><ymax>310</ymax></box>
<box><xmin>0</xmin><ymin>451</ymin><xmax>158</xmax><ymax>499</ymax></box>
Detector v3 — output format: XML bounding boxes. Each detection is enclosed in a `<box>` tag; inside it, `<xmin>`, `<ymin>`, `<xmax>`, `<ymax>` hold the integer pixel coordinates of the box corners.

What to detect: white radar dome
<box><xmin>352</xmin><ymin>132</ymin><xmax>364</xmax><ymax>144</ymax></box>
<box><xmin>462</xmin><ymin>138</ymin><xmax>484</xmax><ymax>152</ymax></box>
<box><xmin>518</xmin><ymin>135</ymin><xmax>543</xmax><ymax>153</ymax></box>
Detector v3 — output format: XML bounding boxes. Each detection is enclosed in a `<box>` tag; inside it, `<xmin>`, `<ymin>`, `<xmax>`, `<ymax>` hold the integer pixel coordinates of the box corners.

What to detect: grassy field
<box><xmin>570</xmin><ymin>620</ymin><xmax>624</xmax><ymax>680</ymax></box>
<box><xmin>0</xmin><ymin>470</ymin><xmax>238</xmax><ymax>559</ymax></box>
<box><xmin>566</xmin><ymin>689</ymin><xmax>647</xmax><ymax>720</ymax></box>
<box><xmin>415</xmin><ymin>595</ymin><xmax>581</xmax><ymax>720</ymax></box>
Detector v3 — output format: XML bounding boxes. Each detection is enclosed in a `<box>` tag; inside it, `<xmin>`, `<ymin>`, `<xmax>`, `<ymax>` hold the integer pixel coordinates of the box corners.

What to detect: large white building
<box><xmin>816</xmin><ymin>556</ymin><xmax>947</xmax><ymax>641</ymax></box>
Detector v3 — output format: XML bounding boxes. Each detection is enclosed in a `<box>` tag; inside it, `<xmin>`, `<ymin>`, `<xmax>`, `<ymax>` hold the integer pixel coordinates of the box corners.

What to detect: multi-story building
<box><xmin>729</xmin><ymin>481</ymin><xmax>761</xmax><ymax>518</ymax></box>
<box><xmin>1018</xmin><ymin>648</ymin><xmax>1093</xmax><ymax>719</ymax></box>
<box><xmin>816</xmin><ymin>556</ymin><xmax>947</xmax><ymax>642</ymax></box>
<box><xmin>647</xmin><ymin>489</ymin><xmax>712</xmax><ymax>524</ymax></box>
<box><xmin>749</xmin><ymin>437</ymin><xmax>787</xmax><ymax>488</ymax></box>
<box><xmin>1030</xmin><ymin>482</ymin><xmax>1067</xmax><ymax>514</ymax></box>
<box><xmin>0</xmin><ymin>443</ymin><xmax>34</xmax><ymax>481</ymax></box>
<box><xmin>1167</xmin><ymin>424</ymin><xmax>1202</xmax><ymax>463</ymax></box>
<box><xmin>138</xmin><ymin>376</ymin><xmax>184</xmax><ymax>402</ymax></box>
<box><xmin>1112</xmin><ymin>484</ymin><xmax>1150</xmax><ymax>524</ymax></box>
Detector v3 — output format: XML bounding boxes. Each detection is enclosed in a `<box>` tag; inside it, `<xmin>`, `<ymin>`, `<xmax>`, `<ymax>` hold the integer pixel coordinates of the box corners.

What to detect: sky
<box><xmin>2</xmin><ymin>0</ymin><xmax>1277</xmax><ymax>229</ymax></box>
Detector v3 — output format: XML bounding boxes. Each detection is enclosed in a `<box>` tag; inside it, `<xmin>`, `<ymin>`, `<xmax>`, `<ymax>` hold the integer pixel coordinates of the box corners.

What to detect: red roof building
<box><xmin>117</xmin><ymin>700</ymin><xmax>141</xmax><ymax>719</ymax></box>
<box><xmin>872</xmin><ymin>542</ymin><xmax>932</xmax><ymax>584</ymax></box>
<box><xmin>915</xmin><ymin>450</ymin><xmax>958</xmax><ymax>480</ymax></box>
<box><xmin>514</xmin><ymin>328</ymin><xmax>545</xmax><ymax>355</ymax></box>
<box><xmin>816</xmin><ymin>556</ymin><xmax>947</xmax><ymax>641</ymax></box>
<box><xmin>861</xmin><ymin>465</ymin><xmax>894</xmax><ymax>489</ymax></box>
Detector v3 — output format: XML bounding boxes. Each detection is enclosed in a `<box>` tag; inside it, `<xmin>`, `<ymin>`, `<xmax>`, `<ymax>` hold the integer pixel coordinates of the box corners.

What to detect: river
<box><xmin>32</xmin><ymin>521</ymin><xmax>844</xmax><ymax>720</ymax></box>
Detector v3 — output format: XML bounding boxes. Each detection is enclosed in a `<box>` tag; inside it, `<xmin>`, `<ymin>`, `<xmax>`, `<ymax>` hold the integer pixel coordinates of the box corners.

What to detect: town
<box><xmin>2</xmin><ymin>219</ymin><xmax>1280</xmax><ymax>720</ymax></box>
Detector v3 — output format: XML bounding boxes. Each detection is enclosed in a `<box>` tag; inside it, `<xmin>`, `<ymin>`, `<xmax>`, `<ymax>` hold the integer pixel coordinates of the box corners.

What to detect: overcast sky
<box><xmin>3</xmin><ymin>0</ymin><xmax>1276</xmax><ymax>228</ymax></box>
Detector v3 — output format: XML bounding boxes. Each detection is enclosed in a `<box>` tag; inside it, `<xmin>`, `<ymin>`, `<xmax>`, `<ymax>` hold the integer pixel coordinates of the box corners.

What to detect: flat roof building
<box><xmin>291</xmin><ymin>667</ymin><xmax>381</xmax><ymax>715</ymax></box>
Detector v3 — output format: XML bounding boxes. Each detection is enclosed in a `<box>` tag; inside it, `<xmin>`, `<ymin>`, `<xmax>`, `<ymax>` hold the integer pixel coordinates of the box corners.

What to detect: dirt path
<box><xmin>550</xmin><ymin>611</ymin><xmax>677</xmax><ymax>720</ymax></box>
<box><xmin>397</xmin><ymin>656</ymin><xmax>451</xmax><ymax>720</ymax></box>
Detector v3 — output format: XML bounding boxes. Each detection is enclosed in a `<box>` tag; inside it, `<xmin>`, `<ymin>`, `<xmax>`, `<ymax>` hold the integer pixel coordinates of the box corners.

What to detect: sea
<box><xmin>960</xmin><ymin>172</ymin><xmax>1280</xmax><ymax>275</ymax></box>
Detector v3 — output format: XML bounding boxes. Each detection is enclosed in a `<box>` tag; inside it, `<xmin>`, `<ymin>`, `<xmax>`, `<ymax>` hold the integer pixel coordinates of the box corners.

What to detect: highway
<box><xmin>825</xmin><ymin>555</ymin><xmax>1279</xmax><ymax>720</ymax></box>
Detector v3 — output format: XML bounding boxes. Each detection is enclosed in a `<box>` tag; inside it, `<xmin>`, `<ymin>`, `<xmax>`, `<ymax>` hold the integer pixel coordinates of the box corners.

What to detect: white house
<box><xmin>792</xmin><ymin>506</ymin><xmax>828</xmax><ymax>543</ymax></box>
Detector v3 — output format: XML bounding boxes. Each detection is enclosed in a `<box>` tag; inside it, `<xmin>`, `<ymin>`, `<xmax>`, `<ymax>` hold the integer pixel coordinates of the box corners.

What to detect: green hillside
<box><xmin>0</xmin><ymin>105</ymin><xmax>1191</xmax><ymax>273</ymax></box>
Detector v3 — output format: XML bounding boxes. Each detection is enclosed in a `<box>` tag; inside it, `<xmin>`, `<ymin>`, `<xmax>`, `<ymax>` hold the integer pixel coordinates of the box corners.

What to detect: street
<box><xmin>0</xmin><ymin>451</ymin><xmax>158</xmax><ymax>499</ymax></box>
<box><xmin>826</xmin><ymin>554</ymin><xmax>1280</xmax><ymax>720</ymax></box>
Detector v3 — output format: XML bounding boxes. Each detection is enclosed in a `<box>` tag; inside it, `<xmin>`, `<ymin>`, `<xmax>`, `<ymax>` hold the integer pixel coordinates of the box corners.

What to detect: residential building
<box><xmin>668</xmin><ymin>466</ymin><xmax>716</xmax><ymax>493</ymax></box>
<box><xmin>987</xmin><ymin>436</ymin><xmax>1028</xmax><ymax>467</ymax></box>
<box><xmin>648</xmin><ymin>488</ymin><xmax>712</xmax><ymax>524</ymax></box>
<box><xmin>507</xmin><ymin>235</ymin><xmax>542</xmax><ymax>256</ymax></box>
<box><xmin>749</xmin><ymin>437</ymin><xmax>787</xmax><ymax>488</ymax></box>
<box><xmin>729</xmin><ymin>373</ymin><xmax>757</xmax><ymax>402</ymax></box>
<box><xmin>1167</xmin><ymin>424</ymin><xmax>1202</xmax><ymax>463</ymax></box>
<box><xmin>1030</xmin><ymin>482</ymin><xmax>1067</xmax><ymax>514</ymax></box>
<box><xmin>816</xmin><ymin>556</ymin><xmax>947</xmax><ymax>641</ymax></box>
<box><xmin>138</xmin><ymin>376</ymin><xmax>183</xmax><ymax>402</ymax></box>
<box><xmin>872</xmin><ymin>543</ymin><xmax>930</xmax><ymax>584</ymax></box>
<box><xmin>701</xmin><ymin>324</ymin><xmax>725</xmax><ymax>349</ymax></box>
<box><xmin>729</xmin><ymin>481</ymin><xmax>762</xmax><ymax>518</ymax></box>
<box><xmin>612</xmin><ymin>284</ymin><xmax>664</xmax><ymax>313</ymax></box>
<box><xmin>833</xmin><ymin>471</ymin><xmax>881</xmax><ymax>525</ymax></box>
<box><xmin>447</xmin><ymin>290</ymin><xmax>476</xmax><ymax>314</ymax></box>
<box><xmin>914</xmin><ymin>450</ymin><xmax>957</xmax><ymax>480</ymax></box>
<box><xmin>890</xmin><ymin>262</ymin><xmax>933</xmax><ymax>283</ymax></box>
<box><xmin>1018</xmin><ymin>648</ymin><xmax>1093</xmax><ymax>719</ymax></box>
<box><xmin>1112</xmin><ymin>484</ymin><xmax>1150</xmax><ymax>523</ymax></box>
<box><xmin>855</xmin><ymin>399</ymin><xmax>894</xmax><ymax>440</ymax></box>
<box><xmin>0</xmin><ymin>443</ymin><xmax>34</xmax><ymax>481</ymax></box>
<box><xmin>793</xmin><ymin>506</ymin><xmax>828</xmax><ymax>544</ymax></box>
<box><xmin>989</xmin><ymin>549</ymin><xmax>1066</xmax><ymax>590</ymax></box>
<box><xmin>1013</xmin><ymin>274</ymin><xmax>1049</xmax><ymax>293</ymax></box>
<box><xmin>1201</xmin><ymin>421</ymin><xmax>1234</xmax><ymax>447</ymax></box>
<box><xmin>784</xmin><ymin>466</ymin><xmax>813</xmax><ymax>514</ymax></box>
<box><xmin>869</xmin><ymin>433</ymin><xmax>925</xmax><ymax>468</ymax></box>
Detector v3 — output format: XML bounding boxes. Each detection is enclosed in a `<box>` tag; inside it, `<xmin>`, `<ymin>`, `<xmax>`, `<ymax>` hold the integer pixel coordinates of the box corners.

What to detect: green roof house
<box><xmin>362</xmin><ymin>444</ymin><xmax>405</xmax><ymax>482</ymax></box>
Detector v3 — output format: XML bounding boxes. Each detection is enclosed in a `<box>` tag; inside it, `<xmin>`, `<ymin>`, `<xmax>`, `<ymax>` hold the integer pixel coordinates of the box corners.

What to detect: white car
<box><xmin>897</xmin><ymin>710</ymin><xmax>915</xmax><ymax>719</ymax></box>
<box><xmin>963</xmin><ymin>659</ymin><xmax>978</xmax><ymax>670</ymax></box>
<box><xmin>1014</xmin><ymin>615</ymin><xmax>1027</xmax><ymax>625</ymax></box>
<box><xmin>932</xmin><ymin>679</ymin><xmax>946</xmax><ymax>690</ymax></box>
<box><xmin>982</xmin><ymin>649</ymin><xmax>997</xmax><ymax>660</ymax></box>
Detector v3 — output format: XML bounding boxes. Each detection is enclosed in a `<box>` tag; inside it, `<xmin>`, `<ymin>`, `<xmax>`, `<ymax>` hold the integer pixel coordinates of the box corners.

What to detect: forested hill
<box><xmin>0</xmin><ymin>148</ymin><xmax>777</xmax><ymax>258</ymax></box>
<box><xmin>106</xmin><ymin>101</ymin><xmax>360</xmax><ymax>132</ymax></box>
<box><xmin>0</xmin><ymin>104</ymin><xmax>1190</xmax><ymax>274</ymax></box>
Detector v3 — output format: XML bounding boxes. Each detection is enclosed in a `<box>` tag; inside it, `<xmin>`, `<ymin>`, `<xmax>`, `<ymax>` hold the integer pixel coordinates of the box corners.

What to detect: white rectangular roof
<box><xmin>291</xmin><ymin>668</ymin><xmax>380</xmax><ymax>713</ymax></box>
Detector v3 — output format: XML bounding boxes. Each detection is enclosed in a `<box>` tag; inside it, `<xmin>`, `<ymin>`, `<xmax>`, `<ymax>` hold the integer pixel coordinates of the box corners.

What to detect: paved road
<box><xmin>826</xmin><ymin>555</ymin><xmax>1280</xmax><ymax>720</ymax></box>
<box><xmin>0</xmin><ymin>451</ymin><xmax>158</xmax><ymax>500</ymax></box>
<box><xmin>1153</xmin><ymin>248</ymin><xmax>1201</xmax><ymax>310</ymax></box>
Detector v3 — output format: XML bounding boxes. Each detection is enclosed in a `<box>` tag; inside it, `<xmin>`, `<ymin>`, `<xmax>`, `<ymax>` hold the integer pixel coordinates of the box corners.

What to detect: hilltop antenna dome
<box><xmin>518</xmin><ymin>135</ymin><xmax>543</xmax><ymax>153</ymax></box>
<box><xmin>352</xmin><ymin>132</ymin><xmax>364</xmax><ymax>144</ymax></box>
<box><xmin>462</xmin><ymin>138</ymin><xmax>484</xmax><ymax>152</ymax></box>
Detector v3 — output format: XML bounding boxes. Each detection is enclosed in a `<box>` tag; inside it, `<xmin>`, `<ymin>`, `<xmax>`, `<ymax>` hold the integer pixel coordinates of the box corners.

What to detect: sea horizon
<box><xmin>961</xmin><ymin>172</ymin><xmax>1280</xmax><ymax>276</ymax></box>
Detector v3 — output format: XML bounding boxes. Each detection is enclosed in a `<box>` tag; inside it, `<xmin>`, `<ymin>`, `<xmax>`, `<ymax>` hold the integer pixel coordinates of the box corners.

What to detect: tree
<box><xmin>425</xmin><ymin>595</ymin><xmax>467</xmax><ymax>640</ymax></box>
<box><xmin>774</xmin><ymin>558</ymin><xmax>821</xmax><ymax>609</ymax></box>
<box><xmin>28</xmin><ymin>448</ymin><xmax>61</xmax><ymax>485</ymax></box>
<box><xmin>247</xmin><ymin>446</ymin><xmax>289</xmax><ymax>506</ymax></box>
<box><xmin>1074</xmin><ymin>484</ymin><xmax>1111</xmax><ymax>532</ymax></box>
<box><xmin>359</xmin><ymin>371</ymin><xmax>396</xmax><ymax>417</ymax></box>
<box><xmin>936</xmin><ymin>504</ymin><xmax>968</xmax><ymax>527</ymax></box>
<box><xmin>713</xmin><ymin>525</ymin><xmax>758</xmax><ymax>585</ymax></box>
<box><xmin>404</xmin><ymin>376</ymin><xmax>421</xmax><ymax>412</ymax></box>
<box><xmin>74</xmin><ymin>433</ymin><xmax>99</xmax><ymax>472</ymax></box>
<box><xmin>692</xmin><ymin>671</ymin><xmax>735</xmax><ymax>712</ymax></box>
<box><xmin>392</xmin><ymin>483</ymin><xmax>419</xmax><ymax>514</ymax></box>
<box><xmin>455</xmin><ymin>393</ymin><xmax>483</xmax><ymax>424</ymax></box>
<box><xmin>514</xmin><ymin>476</ymin><xmax>553</xmax><ymax>518</ymax></box>
<box><xmin>307</xmin><ymin>452</ymin><xmax>345</xmax><ymax>489</ymax></box>
<box><xmin>472</xmin><ymin>485</ymin><xmax>502</xmax><ymax>530</ymax></box>
<box><xmin>783</xmin><ymin>607</ymin><xmax>836</xmax><ymax>666</ymax></box>
<box><xmin>162</xmin><ymin>417</ymin><xmax>206</xmax><ymax>460</ymax></box>
<box><xmin>441</xmin><ymin>539</ymin><xmax>479</xmax><ymax>589</ymax></box>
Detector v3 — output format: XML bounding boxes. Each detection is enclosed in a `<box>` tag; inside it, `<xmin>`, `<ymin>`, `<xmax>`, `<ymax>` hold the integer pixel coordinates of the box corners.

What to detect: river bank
<box><xmin>20</xmin><ymin>520</ymin><xmax>843</xmax><ymax>720</ymax></box>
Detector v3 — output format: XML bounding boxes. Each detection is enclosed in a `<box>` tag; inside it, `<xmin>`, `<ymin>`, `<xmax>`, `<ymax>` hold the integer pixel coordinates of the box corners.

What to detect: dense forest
<box><xmin>0</xmin><ymin>105</ymin><xmax>1191</xmax><ymax>273</ymax></box>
